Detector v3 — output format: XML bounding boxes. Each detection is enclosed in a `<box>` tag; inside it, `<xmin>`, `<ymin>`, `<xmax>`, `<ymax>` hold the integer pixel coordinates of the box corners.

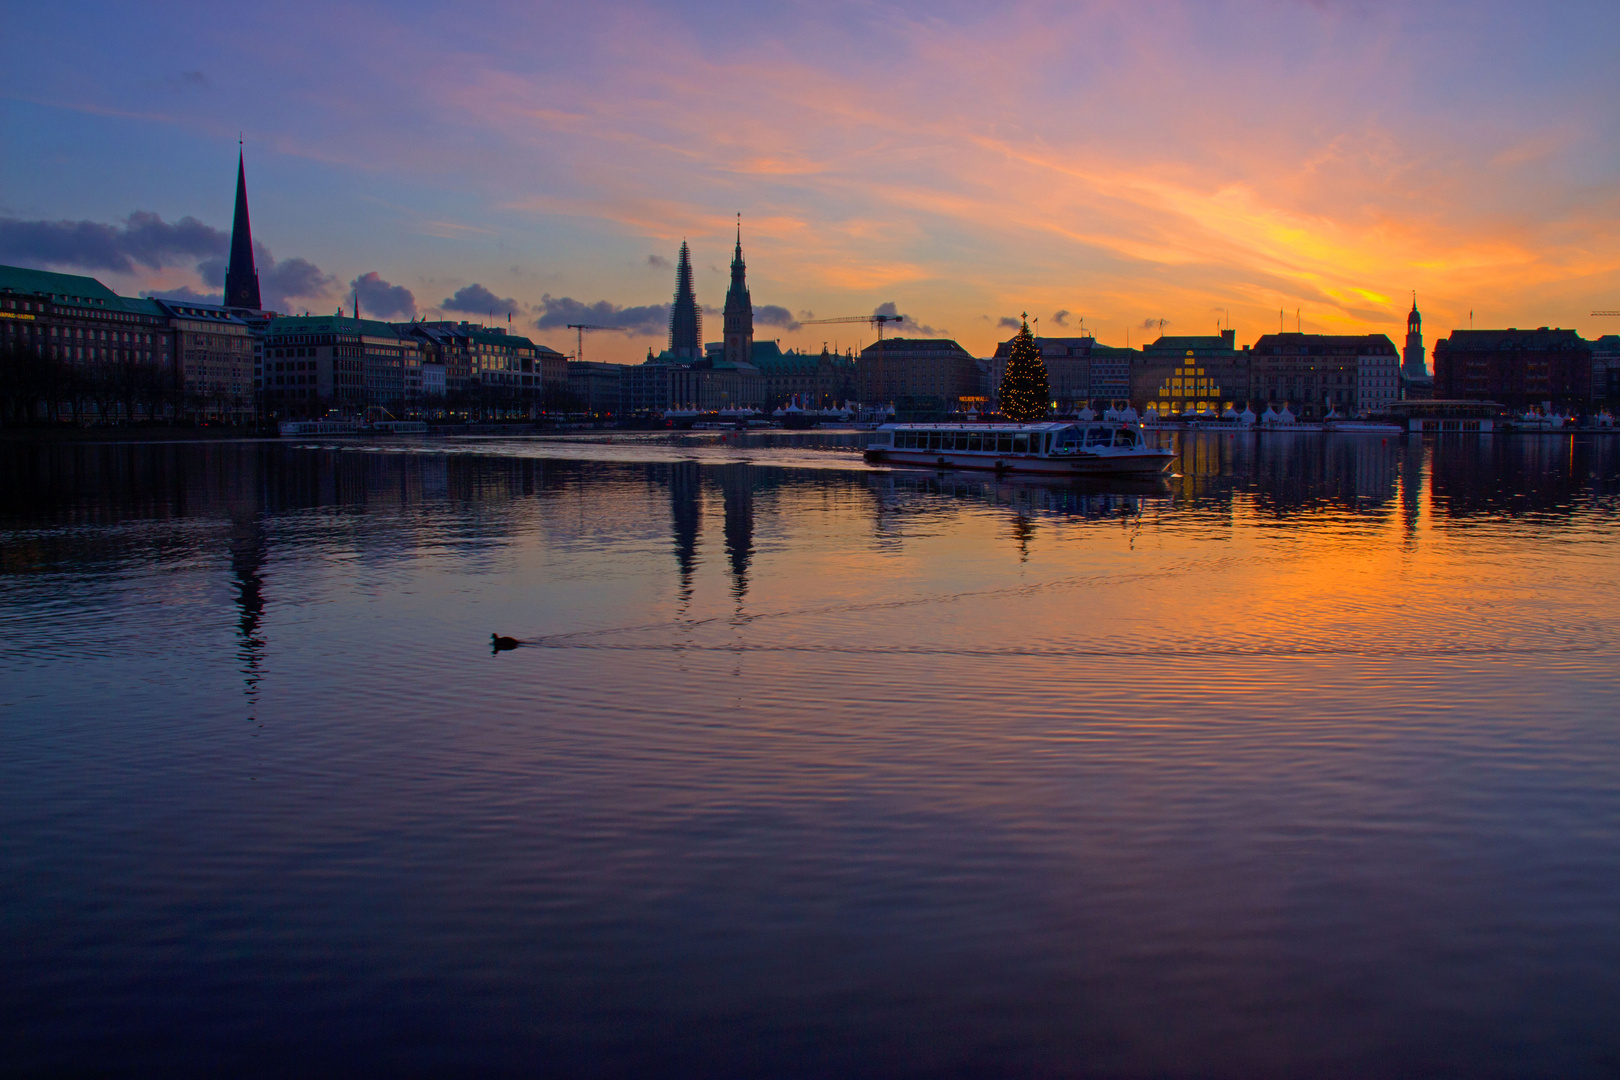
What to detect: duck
<box><xmin>491</xmin><ymin>633</ymin><xmax>520</xmax><ymax>653</ymax></box>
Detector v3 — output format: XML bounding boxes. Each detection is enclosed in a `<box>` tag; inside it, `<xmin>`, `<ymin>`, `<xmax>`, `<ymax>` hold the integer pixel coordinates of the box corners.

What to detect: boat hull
<box><xmin>866</xmin><ymin>449</ymin><xmax>1176</xmax><ymax>475</ymax></box>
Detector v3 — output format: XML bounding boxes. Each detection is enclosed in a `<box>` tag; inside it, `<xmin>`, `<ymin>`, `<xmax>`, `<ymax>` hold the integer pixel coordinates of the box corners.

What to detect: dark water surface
<box><xmin>3</xmin><ymin>432</ymin><xmax>1619</xmax><ymax>1078</ymax></box>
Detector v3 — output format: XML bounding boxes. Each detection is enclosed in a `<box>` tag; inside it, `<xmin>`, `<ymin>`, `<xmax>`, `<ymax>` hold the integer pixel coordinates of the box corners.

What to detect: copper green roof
<box><xmin>0</xmin><ymin>263</ymin><xmax>121</xmax><ymax>304</ymax></box>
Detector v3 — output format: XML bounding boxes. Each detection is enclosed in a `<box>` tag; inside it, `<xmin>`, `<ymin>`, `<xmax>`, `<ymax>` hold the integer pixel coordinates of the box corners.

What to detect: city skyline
<box><xmin>3</xmin><ymin>0</ymin><xmax>1620</xmax><ymax>363</ymax></box>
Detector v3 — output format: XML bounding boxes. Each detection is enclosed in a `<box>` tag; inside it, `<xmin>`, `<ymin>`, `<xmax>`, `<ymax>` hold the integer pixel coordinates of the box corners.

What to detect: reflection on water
<box><xmin>2</xmin><ymin>432</ymin><xmax>1620</xmax><ymax>1078</ymax></box>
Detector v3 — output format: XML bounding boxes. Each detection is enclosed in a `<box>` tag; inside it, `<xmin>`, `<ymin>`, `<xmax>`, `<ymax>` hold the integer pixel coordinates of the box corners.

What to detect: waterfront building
<box><xmin>223</xmin><ymin>149</ymin><xmax>261</xmax><ymax>311</ymax></box>
<box><xmin>752</xmin><ymin>342</ymin><xmax>856</xmax><ymax>409</ymax></box>
<box><xmin>990</xmin><ymin>336</ymin><xmax>1082</xmax><ymax>412</ymax></box>
<box><xmin>1143</xmin><ymin>351</ymin><xmax>1232</xmax><ymax>416</ymax></box>
<box><xmin>1134</xmin><ymin>331</ymin><xmax>1249</xmax><ymax>412</ymax></box>
<box><xmin>567</xmin><ymin>360</ymin><xmax>624</xmax><ymax>415</ymax></box>
<box><xmin>152</xmin><ymin>298</ymin><xmax>256</xmax><ymax>420</ymax></box>
<box><xmin>668</xmin><ymin>241</ymin><xmax>702</xmax><ymax>360</ymax></box>
<box><xmin>1588</xmin><ymin>335</ymin><xmax>1619</xmax><ymax>405</ymax></box>
<box><xmin>0</xmin><ymin>263</ymin><xmax>178</xmax><ymax>423</ymax></box>
<box><xmin>1433</xmin><ymin>328</ymin><xmax>1593</xmax><ymax>410</ymax></box>
<box><xmin>1248</xmin><ymin>333</ymin><xmax>1400</xmax><ymax>419</ymax></box>
<box><xmin>259</xmin><ymin>314</ymin><xmax>425</xmax><ymax>417</ymax></box>
<box><xmin>722</xmin><ymin>226</ymin><xmax>753</xmax><ymax>368</ymax></box>
<box><xmin>858</xmin><ymin>337</ymin><xmax>979</xmax><ymax>416</ymax></box>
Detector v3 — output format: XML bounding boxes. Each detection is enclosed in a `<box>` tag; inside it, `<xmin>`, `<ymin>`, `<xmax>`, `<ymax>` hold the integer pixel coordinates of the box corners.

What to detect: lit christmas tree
<box><xmin>998</xmin><ymin>315</ymin><xmax>1050</xmax><ymax>421</ymax></box>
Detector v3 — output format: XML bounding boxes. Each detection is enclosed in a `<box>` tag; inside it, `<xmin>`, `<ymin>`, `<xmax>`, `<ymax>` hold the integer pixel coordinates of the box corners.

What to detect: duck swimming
<box><xmin>491</xmin><ymin>633</ymin><xmax>520</xmax><ymax>653</ymax></box>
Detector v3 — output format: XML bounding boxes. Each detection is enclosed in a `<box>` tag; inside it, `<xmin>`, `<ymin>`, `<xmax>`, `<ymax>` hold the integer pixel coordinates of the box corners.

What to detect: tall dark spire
<box><xmin>1403</xmin><ymin>291</ymin><xmax>1426</xmax><ymax>378</ymax></box>
<box><xmin>722</xmin><ymin>216</ymin><xmax>753</xmax><ymax>366</ymax></box>
<box><xmin>668</xmin><ymin>240</ymin><xmax>701</xmax><ymax>358</ymax></box>
<box><xmin>224</xmin><ymin>146</ymin><xmax>261</xmax><ymax>310</ymax></box>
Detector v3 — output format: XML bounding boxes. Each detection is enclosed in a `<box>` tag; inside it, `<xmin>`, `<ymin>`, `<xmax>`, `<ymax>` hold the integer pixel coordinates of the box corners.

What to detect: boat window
<box><xmin>1086</xmin><ymin>427</ymin><xmax>1111</xmax><ymax>447</ymax></box>
<box><xmin>1013</xmin><ymin>434</ymin><xmax>1029</xmax><ymax>453</ymax></box>
<box><xmin>876</xmin><ymin>431</ymin><xmax>892</xmax><ymax>445</ymax></box>
<box><xmin>998</xmin><ymin>434</ymin><xmax>1014</xmax><ymax>453</ymax></box>
<box><xmin>1113</xmin><ymin>429</ymin><xmax>1137</xmax><ymax>447</ymax></box>
<box><xmin>927</xmin><ymin>433</ymin><xmax>941</xmax><ymax>450</ymax></box>
<box><xmin>966</xmin><ymin>433</ymin><xmax>981</xmax><ymax>452</ymax></box>
<box><xmin>1054</xmin><ymin>428</ymin><xmax>1079</xmax><ymax>448</ymax></box>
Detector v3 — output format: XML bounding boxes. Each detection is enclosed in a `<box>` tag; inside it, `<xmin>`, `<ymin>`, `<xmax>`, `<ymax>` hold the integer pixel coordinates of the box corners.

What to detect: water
<box><xmin>3</xmin><ymin>431</ymin><xmax>1618</xmax><ymax>1078</ymax></box>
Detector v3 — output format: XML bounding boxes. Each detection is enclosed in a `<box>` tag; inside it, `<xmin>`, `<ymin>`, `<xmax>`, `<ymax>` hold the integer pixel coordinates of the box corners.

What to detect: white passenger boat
<box><xmin>279</xmin><ymin>418</ymin><xmax>360</xmax><ymax>437</ymax></box>
<box><xmin>864</xmin><ymin>421</ymin><xmax>1176</xmax><ymax>476</ymax></box>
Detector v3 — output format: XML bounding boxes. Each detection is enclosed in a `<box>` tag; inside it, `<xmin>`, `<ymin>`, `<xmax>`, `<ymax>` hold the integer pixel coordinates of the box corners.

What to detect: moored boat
<box><xmin>864</xmin><ymin>421</ymin><xmax>1176</xmax><ymax>475</ymax></box>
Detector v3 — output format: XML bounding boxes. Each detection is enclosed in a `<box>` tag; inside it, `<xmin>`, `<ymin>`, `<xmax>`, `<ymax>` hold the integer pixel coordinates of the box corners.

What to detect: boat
<box><xmin>864</xmin><ymin>421</ymin><xmax>1176</xmax><ymax>476</ymax></box>
<box><xmin>279</xmin><ymin>418</ymin><xmax>360</xmax><ymax>436</ymax></box>
<box><xmin>1323</xmin><ymin>418</ymin><xmax>1402</xmax><ymax>434</ymax></box>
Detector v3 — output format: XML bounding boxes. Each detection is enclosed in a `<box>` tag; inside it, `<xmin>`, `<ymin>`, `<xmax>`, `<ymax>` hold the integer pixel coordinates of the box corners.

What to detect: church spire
<box><xmin>723</xmin><ymin>214</ymin><xmax>753</xmax><ymax>366</ymax></box>
<box><xmin>668</xmin><ymin>240</ymin><xmax>701</xmax><ymax>358</ymax></box>
<box><xmin>224</xmin><ymin>144</ymin><xmax>261</xmax><ymax>310</ymax></box>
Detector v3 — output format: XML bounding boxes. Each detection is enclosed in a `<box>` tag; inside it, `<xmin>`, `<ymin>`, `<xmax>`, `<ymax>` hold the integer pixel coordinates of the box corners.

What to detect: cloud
<box><xmin>261</xmin><ymin>256</ymin><xmax>336</xmax><ymax>312</ymax></box>
<box><xmin>534</xmin><ymin>294</ymin><xmax>668</xmax><ymax>335</ymax></box>
<box><xmin>647</xmin><ymin>253</ymin><xmax>670</xmax><ymax>269</ymax></box>
<box><xmin>997</xmin><ymin>316</ymin><xmax>1021</xmax><ymax>330</ymax></box>
<box><xmin>755</xmin><ymin>303</ymin><xmax>799</xmax><ymax>330</ymax></box>
<box><xmin>0</xmin><ymin>210</ymin><xmax>333</xmax><ymax>313</ymax></box>
<box><xmin>0</xmin><ymin>211</ymin><xmax>226</xmax><ymax>274</ymax></box>
<box><xmin>875</xmin><ymin>301</ymin><xmax>942</xmax><ymax>337</ymax></box>
<box><xmin>1140</xmin><ymin>318</ymin><xmax>1169</xmax><ymax>330</ymax></box>
<box><xmin>181</xmin><ymin>70</ymin><xmax>209</xmax><ymax>88</ymax></box>
<box><xmin>351</xmin><ymin>271</ymin><xmax>416</xmax><ymax>319</ymax></box>
<box><xmin>144</xmin><ymin>285</ymin><xmax>221</xmax><ymax>304</ymax></box>
<box><xmin>441</xmin><ymin>283</ymin><xmax>520</xmax><ymax>315</ymax></box>
<box><xmin>1052</xmin><ymin>309</ymin><xmax>1070</xmax><ymax>326</ymax></box>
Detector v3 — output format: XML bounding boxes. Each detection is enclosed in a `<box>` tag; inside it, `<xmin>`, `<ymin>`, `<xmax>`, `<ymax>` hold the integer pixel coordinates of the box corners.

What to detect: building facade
<box><xmin>259</xmin><ymin>315</ymin><xmax>427</xmax><ymax>417</ymax></box>
<box><xmin>1134</xmin><ymin>331</ymin><xmax>1249</xmax><ymax>412</ymax></box>
<box><xmin>0</xmin><ymin>264</ymin><xmax>178</xmax><ymax>424</ymax></box>
<box><xmin>1591</xmin><ymin>335</ymin><xmax>1620</xmax><ymax>406</ymax></box>
<box><xmin>567</xmin><ymin>360</ymin><xmax>625</xmax><ymax>415</ymax></box>
<box><xmin>858</xmin><ymin>337</ymin><xmax>979</xmax><ymax>415</ymax></box>
<box><xmin>1247</xmin><ymin>333</ymin><xmax>1399</xmax><ymax>418</ymax></box>
<box><xmin>1433</xmin><ymin>328</ymin><xmax>1593</xmax><ymax>409</ymax></box>
<box><xmin>153</xmin><ymin>299</ymin><xmax>256</xmax><ymax>420</ymax></box>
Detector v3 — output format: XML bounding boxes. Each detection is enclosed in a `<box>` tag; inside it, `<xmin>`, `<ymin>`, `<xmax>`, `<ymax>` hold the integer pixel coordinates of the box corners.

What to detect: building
<box><xmin>990</xmin><ymin>336</ymin><xmax>1084</xmax><ymax>411</ymax></box>
<box><xmin>1432</xmin><ymin>328</ymin><xmax>1593</xmax><ymax>410</ymax></box>
<box><xmin>858</xmin><ymin>337</ymin><xmax>979</xmax><ymax>416</ymax></box>
<box><xmin>1591</xmin><ymin>335</ymin><xmax>1620</xmax><ymax>405</ymax></box>
<box><xmin>1402</xmin><ymin>296</ymin><xmax>1434</xmax><ymax>400</ymax></box>
<box><xmin>722</xmin><ymin>226</ymin><xmax>753</xmax><ymax>368</ymax></box>
<box><xmin>751</xmin><ymin>342</ymin><xmax>856</xmax><ymax>409</ymax></box>
<box><xmin>223</xmin><ymin>148</ymin><xmax>262</xmax><ymax>310</ymax></box>
<box><xmin>0</xmin><ymin>263</ymin><xmax>178</xmax><ymax>424</ymax></box>
<box><xmin>567</xmin><ymin>361</ymin><xmax>624</xmax><ymax>414</ymax></box>
<box><xmin>668</xmin><ymin>241</ymin><xmax>702</xmax><ymax>359</ymax></box>
<box><xmin>1134</xmin><ymin>331</ymin><xmax>1249</xmax><ymax>412</ymax></box>
<box><xmin>152</xmin><ymin>298</ymin><xmax>256</xmax><ymax>420</ymax></box>
<box><xmin>259</xmin><ymin>314</ymin><xmax>425</xmax><ymax>417</ymax></box>
<box><xmin>1247</xmin><ymin>333</ymin><xmax>1399</xmax><ymax>419</ymax></box>
<box><xmin>987</xmin><ymin>335</ymin><xmax>1143</xmax><ymax>411</ymax></box>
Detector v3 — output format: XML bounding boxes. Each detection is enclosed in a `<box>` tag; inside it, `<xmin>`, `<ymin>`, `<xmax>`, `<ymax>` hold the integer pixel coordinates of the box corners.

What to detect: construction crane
<box><xmin>566</xmin><ymin>324</ymin><xmax>612</xmax><ymax>362</ymax></box>
<box><xmin>799</xmin><ymin>313</ymin><xmax>906</xmax><ymax>343</ymax></box>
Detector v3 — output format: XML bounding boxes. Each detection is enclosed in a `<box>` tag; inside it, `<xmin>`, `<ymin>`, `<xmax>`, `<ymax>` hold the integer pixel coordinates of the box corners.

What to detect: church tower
<box><xmin>722</xmin><ymin>219</ymin><xmax>753</xmax><ymax>367</ymax></box>
<box><xmin>1402</xmin><ymin>293</ymin><xmax>1427</xmax><ymax>378</ymax></box>
<box><xmin>668</xmin><ymin>241</ymin><xmax>701</xmax><ymax>359</ymax></box>
<box><xmin>224</xmin><ymin>147</ymin><xmax>261</xmax><ymax>310</ymax></box>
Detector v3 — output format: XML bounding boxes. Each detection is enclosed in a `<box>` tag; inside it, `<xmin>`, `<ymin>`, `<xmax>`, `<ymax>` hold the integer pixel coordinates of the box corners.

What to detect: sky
<box><xmin>3</xmin><ymin>0</ymin><xmax>1620</xmax><ymax>363</ymax></box>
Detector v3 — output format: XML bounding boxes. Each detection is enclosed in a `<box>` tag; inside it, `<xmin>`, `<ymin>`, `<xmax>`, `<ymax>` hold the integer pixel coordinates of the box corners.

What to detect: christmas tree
<box><xmin>998</xmin><ymin>315</ymin><xmax>1050</xmax><ymax>421</ymax></box>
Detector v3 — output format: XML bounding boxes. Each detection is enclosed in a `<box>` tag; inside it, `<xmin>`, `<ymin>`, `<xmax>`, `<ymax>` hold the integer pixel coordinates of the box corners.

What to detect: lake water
<box><xmin>3</xmin><ymin>431</ymin><xmax>1619</xmax><ymax>1078</ymax></box>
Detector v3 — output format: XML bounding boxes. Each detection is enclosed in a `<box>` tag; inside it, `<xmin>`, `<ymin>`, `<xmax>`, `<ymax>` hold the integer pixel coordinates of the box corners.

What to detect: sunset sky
<box><xmin>4</xmin><ymin>0</ymin><xmax>1619</xmax><ymax>362</ymax></box>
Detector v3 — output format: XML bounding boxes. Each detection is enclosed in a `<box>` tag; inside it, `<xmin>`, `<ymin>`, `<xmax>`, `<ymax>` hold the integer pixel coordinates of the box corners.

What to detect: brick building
<box><xmin>1433</xmin><ymin>328</ymin><xmax>1592</xmax><ymax>410</ymax></box>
